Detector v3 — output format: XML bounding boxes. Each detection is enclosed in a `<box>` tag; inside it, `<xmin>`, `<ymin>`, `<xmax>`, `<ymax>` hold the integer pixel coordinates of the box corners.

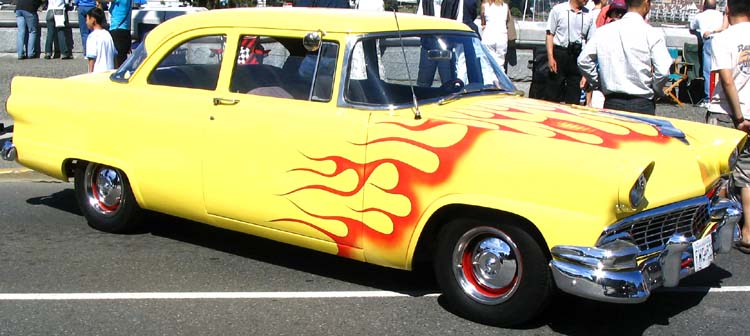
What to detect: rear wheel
<box><xmin>74</xmin><ymin>162</ymin><xmax>143</xmax><ymax>233</ymax></box>
<box><xmin>433</xmin><ymin>218</ymin><xmax>551</xmax><ymax>326</ymax></box>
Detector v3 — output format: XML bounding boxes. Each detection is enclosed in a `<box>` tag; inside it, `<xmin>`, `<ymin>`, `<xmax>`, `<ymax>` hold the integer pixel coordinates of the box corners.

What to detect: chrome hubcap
<box><xmin>453</xmin><ymin>226</ymin><xmax>522</xmax><ymax>305</ymax></box>
<box><xmin>84</xmin><ymin>164</ymin><xmax>123</xmax><ymax>217</ymax></box>
<box><xmin>473</xmin><ymin>238</ymin><xmax>517</xmax><ymax>289</ymax></box>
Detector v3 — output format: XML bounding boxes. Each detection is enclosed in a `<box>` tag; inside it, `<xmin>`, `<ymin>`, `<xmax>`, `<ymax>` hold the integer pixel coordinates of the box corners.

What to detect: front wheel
<box><xmin>74</xmin><ymin>162</ymin><xmax>143</xmax><ymax>233</ymax></box>
<box><xmin>433</xmin><ymin>218</ymin><xmax>552</xmax><ymax>326</ymax></box>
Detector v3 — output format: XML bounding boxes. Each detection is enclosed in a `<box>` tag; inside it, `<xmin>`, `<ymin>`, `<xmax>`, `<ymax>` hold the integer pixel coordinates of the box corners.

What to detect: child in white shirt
<box><xmin>85</xmin><ymin>7</ymin><xmax>116</xmax><ymax>73</ymax></box>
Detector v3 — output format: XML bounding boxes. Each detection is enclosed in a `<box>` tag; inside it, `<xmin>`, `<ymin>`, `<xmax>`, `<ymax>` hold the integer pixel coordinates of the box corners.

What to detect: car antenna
<box><xmin>393</xmin><ymin>9</ymin><xmax>421</xmax><ymax>120</ymax></box>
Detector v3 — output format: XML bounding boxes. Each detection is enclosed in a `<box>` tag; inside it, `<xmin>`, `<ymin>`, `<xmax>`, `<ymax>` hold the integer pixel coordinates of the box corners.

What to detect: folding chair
<box><xmin>663</xmin><ymin>48</ymin><xmax>693</xmax><ymax>107</ymax></box>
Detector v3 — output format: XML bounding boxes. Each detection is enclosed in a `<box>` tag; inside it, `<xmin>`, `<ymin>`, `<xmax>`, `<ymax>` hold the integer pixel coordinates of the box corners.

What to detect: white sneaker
<box><xmin>697</xmin><ymin>98</ymin><xmax>710</xmax><ymax>108</ymax></box>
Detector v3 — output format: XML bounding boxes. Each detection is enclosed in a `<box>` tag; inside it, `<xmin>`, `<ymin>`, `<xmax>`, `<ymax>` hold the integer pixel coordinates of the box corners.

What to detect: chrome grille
<box><xmin>601</xmin><ymin>198</ymin><xmax>710</xmax><ymax>253</ymax></box>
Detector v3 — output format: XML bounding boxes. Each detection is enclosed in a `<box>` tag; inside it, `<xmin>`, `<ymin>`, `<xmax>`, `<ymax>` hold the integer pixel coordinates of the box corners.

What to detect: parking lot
<box><xmin>1</xmin><ymin>53</ymin><xmax>749</xmax><ymax>335</ymax></box>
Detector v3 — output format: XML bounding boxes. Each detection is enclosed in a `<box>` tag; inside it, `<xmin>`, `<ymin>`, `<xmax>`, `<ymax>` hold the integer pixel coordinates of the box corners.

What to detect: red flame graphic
<box><xmin>273</xmin><ymin>103</ymin><xmax>673</xmax><ymax>257</ymax></box>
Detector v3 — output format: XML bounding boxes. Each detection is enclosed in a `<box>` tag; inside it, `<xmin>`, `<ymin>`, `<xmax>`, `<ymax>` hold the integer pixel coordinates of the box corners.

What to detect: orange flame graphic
<box><xmin>273</xmin><ymin>101</ymin><xmax>673</xmax><ymax>257</ymax></box>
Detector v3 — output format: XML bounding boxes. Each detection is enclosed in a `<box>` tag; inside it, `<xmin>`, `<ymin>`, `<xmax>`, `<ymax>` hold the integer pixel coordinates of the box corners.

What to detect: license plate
<box><xmin>692</xmin><ymin>235</ymin><xmax>714</xmax><ymax>272</ymax></box>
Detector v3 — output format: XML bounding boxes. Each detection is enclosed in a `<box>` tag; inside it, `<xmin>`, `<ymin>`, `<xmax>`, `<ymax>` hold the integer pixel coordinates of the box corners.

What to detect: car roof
<box><xmin>145</xmin><ymin>7</ymin><xmax>473</xmax><ymax>49</ymax></box>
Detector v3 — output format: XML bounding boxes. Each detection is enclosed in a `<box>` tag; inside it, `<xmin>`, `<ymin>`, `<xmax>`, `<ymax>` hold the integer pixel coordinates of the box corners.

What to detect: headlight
<box><xmin>629</xmin><ymin>173</ymin><xmax>647</xmax><ymax>208</ymax></box>
<box><xmin>729</xmin><ymin>147</ymin><xmax>740</xmax><ymax>172</ymax></box>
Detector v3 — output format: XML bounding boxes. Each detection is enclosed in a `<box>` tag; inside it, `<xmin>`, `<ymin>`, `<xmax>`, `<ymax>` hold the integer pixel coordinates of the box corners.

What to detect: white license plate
<box><xmin>692</xmin><ymin>235</ymin><xmax>714</xmax><ymax>272</ymax></box>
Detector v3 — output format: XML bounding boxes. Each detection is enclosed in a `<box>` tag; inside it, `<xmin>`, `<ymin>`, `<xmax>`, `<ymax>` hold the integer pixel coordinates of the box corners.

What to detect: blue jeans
<box><xmin>702</xmin><ymin>38</ymin><xmax>713</xmax><ymax>99</ymax></box>
<box><xmin>15</xmin><ymin>10</ymin><xmax>39</xmax><ymax>58</ymax></box>
<box><xmin>77</xmin><ymin>6</ymin><xmax>95</xmax><ymax>52</ymax></box>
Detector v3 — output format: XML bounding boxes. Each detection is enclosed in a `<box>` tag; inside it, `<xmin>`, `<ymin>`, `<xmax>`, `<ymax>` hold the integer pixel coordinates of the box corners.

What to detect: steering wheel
<box><xmin>441</xmin><ymin>79</ymin><xmax>465</xmax><ymax>93</ymax></box>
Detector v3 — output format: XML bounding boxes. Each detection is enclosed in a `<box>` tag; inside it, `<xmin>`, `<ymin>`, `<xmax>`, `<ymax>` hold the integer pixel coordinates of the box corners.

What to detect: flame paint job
<box><xmin>273</xmin><ymin>97</ymin><xmax>680</xmax><ymax>257</ymax></box>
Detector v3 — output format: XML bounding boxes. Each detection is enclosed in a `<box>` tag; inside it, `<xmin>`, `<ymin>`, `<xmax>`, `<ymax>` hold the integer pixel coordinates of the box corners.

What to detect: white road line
<box><xmin>1</xmin><ymin>287</ymin><xmax>750</xmax><ymax>300</ymax></box>
<box><xmin>657</xmin><ymin>286</ymin><xmax>750</xmax><ymax>293</ymax></box>
<box><xmin>0</xmin><ymin>291</ymin><xmax>441</xmax><ymax>300</ymax></box>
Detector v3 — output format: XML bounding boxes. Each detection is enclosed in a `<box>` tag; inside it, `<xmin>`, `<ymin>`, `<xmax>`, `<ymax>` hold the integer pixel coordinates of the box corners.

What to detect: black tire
<box><xmin>74</xmin><ymin>161</ymin><xmax>143</xmax><ymax>233</ymax></box>
<box><xmin>433</xmin><ymin>218</ymin><xmax>552</xmax><ymax>327</ymax></box>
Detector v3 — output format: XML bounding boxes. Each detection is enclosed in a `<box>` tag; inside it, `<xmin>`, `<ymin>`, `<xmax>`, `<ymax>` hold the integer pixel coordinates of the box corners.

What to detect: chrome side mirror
<box><xmin>303</xmin><ymin>30</ymin><xmax>325</xmax><ymax>52</ymax></box>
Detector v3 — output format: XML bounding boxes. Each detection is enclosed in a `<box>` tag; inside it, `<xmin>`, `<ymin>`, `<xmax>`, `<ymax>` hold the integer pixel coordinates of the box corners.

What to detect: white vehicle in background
<box><xmin>131</xmin><ymin>0</ymin><xmax>207</xmax><ymax>44</ymax></box>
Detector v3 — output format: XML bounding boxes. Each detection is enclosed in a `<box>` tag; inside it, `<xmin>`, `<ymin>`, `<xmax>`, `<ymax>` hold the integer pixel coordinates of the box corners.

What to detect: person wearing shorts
<box><xmin>705</xmin><ymin>0</ymin><xmax>750</xmax><ymax>252</ymax></box>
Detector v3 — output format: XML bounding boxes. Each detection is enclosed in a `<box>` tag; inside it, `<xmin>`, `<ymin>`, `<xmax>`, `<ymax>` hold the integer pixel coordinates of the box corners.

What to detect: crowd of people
<box><xmin>14</xmin><ymin>0</ymin><xmax>130</xmax><ymax>73</ymax></box>
<box><xmin>14</xmin><ymin>0</ymin><xmax>518</xmax><ymax>73</ymax></box>
<box><xmin>545</xmin><ymin>0</ymin><xmax>750</xmax><ymax>253</ymax></box>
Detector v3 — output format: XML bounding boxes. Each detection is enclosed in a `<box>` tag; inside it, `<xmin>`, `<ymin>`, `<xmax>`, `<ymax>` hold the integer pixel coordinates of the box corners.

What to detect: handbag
<box><xmin>53</xmin><ymin>9</ymin><xmax>66</xmax><ymax>28</ymax></box>
<box><xmin>506</xmin><ymin>7</ymin><xmax>517</xmax><ymax>43</ymax></box>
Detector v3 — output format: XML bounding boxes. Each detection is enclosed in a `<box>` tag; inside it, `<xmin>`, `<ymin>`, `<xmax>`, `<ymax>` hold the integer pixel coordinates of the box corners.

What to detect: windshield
<box><xmin>110</xmin><ymin>42</ymin><xmax>148</xmax><ymax>82</ymax></box>
<box><xmin>345</xmin><ymin>33</ymin><xmax>515</xmax><ymax>107</ymax></box>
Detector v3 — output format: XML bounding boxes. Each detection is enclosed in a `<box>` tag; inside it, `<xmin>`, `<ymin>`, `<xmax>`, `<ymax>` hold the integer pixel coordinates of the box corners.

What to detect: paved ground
<box><xmin>1</xmin><ymin>180</ymin><xmax>750</xmax><ymax>335</ymax></box>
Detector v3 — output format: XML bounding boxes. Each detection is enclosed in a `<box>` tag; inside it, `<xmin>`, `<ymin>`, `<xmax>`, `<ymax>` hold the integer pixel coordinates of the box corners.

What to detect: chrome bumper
<box><xmin>549</xmin><ymin>198</ymin><xmax>741</xmax><ymax>303</ymax></box>
<box><xmin>1</xmin><ymin>139</ymin><xmax>17</xmax><ymax>161</ymax></box>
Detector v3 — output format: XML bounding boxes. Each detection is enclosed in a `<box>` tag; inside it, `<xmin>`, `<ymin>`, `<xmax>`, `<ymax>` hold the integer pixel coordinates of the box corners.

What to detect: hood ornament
<box><xmin>603</xmin><ymin>112</ymin><xmax>689</xmax><ymax>145</ymax></box>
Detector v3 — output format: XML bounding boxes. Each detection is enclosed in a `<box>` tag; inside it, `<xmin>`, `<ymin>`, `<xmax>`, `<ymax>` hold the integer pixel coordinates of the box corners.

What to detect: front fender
<box><xmin>399</xmin><ymin>193</ymin><xmax>612</xmax><ymax>270</ymax></box>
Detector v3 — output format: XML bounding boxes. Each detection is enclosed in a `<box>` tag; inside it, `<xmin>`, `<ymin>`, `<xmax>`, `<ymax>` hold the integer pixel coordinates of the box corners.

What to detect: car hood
<box><xmin>419</xmin><ymin>95</ymin><xmax>746</xmax><ymax>208</ymax></box>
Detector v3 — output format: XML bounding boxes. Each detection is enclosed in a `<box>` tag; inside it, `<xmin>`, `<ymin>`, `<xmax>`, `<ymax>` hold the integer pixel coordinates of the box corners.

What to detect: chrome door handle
<box><xmin>213</xmin><ymin>98</ymin><xmax>240</xmax><ymax>106</ymax></box>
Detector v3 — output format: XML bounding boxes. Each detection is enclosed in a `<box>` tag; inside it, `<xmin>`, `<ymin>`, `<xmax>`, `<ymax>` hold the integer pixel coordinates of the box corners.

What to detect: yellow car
<box><xmin>2</xmin><ymin>8</ymin><xmax>746</xmax><ymax>326</ymax></box>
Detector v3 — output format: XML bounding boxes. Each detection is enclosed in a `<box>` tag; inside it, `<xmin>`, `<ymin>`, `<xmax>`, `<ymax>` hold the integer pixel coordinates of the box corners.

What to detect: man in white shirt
<box><xmin>690</xmin><ymin>0</ymin><xmax>726</xmax><ymax>106</ymax></box>
<box><xmin>577</xmin><ymin>0</ymin><xmax>672</xmax><ymax>114</ymax></box>
<box><xmin>545</xmin><ymin>0</ymin><xmax>593</xmax><ymax>104</ymax></box>
<box><xmin>355</xmin><ymin>0</ymin><xmax>383</xmax><ymax>11</ymax></box>
<box><xmin>705</xmin><ymin>0</ymin><xmax>750</xmax><ymax>253</ymax></box>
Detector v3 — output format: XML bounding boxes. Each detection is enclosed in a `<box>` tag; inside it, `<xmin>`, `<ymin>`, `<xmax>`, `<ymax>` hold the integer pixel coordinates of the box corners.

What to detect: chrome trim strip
<box><xmin>603</xmin><ymin>111</ymin><xmax>689</xmax><ymax>145</ymax></box>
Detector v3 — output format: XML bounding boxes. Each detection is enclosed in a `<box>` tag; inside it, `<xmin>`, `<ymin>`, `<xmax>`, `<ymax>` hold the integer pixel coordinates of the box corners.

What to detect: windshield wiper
<box><xmin>437</xmin><ymin>86</ymin><xmax>506</xmax><ymax>105</ymax></box>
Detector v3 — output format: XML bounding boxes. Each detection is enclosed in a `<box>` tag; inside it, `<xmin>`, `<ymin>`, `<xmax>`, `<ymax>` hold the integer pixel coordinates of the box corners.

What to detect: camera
<box><xmin>568</xmin><ymin>41</ymin><xmax>583</xmax><ymax>56</ymax></box>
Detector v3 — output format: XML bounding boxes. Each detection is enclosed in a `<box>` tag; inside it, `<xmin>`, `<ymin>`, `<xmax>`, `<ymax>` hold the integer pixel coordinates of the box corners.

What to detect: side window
<box><xmin>147</xmin><ymin>35</ymin><xmax>225</xmax><ymax>91</ymax></box>
<box><xmin>229</xmin><ymin>35</ymin><xmax>338</xmax><ymax>102</ymax></box>
<box><xmin>310</xmin><ymin>42</ymin><xmax>338</xmax><ymax>102</ymax></box>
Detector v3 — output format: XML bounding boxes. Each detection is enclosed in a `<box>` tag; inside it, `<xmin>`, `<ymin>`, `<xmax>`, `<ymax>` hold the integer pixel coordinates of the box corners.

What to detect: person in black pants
<box><xmin>44</xmin><ymin>0</ymin><xmax>73</xmax><ymax>59</ymax></box>
<box><xmin>98</xmin><ymin>0</ymin><xmax>132</xmax><ymax>67</ymax></box>
<box><xmin>544</xmin><ymin>0</ymin><xmax>592</xmax><ymax>104</ymax></box>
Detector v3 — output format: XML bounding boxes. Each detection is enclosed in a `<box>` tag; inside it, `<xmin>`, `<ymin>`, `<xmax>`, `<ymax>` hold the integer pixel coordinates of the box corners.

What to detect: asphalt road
<box><xmin>1</xmin><ymin>179</ymin><xmax>750</xmax><ymax>335</ymax></box>
<box><xmin>0</xmin><ymin>52</ymin><xmax>745</xmax><ymax>335</ymax></box>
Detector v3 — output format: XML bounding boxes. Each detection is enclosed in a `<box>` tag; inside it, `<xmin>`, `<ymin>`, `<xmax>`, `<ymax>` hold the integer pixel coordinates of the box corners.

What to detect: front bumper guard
<box><xmin>549</xmin><ymin>198</ymin><xmax>741</xmax><ymax>303</ymax></box>
<box><xmin>1</xmin><ymin>139</ymin><xmax>16</xmax><ymax>161</ymax></box>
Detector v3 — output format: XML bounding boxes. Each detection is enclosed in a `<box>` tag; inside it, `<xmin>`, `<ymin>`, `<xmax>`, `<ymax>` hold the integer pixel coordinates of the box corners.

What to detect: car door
<box><xmin>204</xmin><ymin>32</ymin><xmax>369</xmax><ymax>252</ymax></box>
<box><xmin>120</xmin><ymin>29</ymin><xmax>228</xmax><ymax>223</ymax></box>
